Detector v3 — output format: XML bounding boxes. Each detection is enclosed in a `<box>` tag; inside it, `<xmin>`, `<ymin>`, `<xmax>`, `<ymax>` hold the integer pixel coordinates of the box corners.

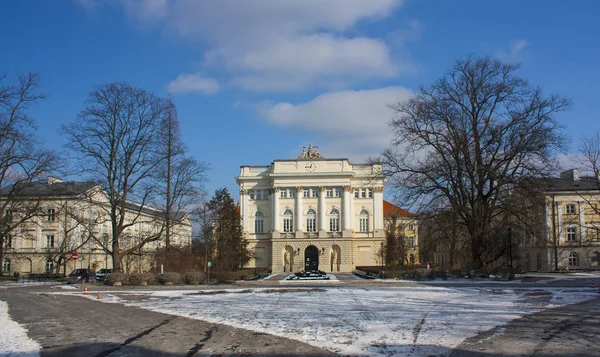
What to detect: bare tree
<box><xmin>61</xmin><ymin>82</ymin><xmax>171</xmax><ymax>272</ymax></box>
<box><xmin>155</xmin><ymin>100</ymin><xmax>208</xmax><ymax>268</ymax></box>
<box><xmin>381</xmin><ymin>56</ymin><xmax>570</xmax><ymax>269</ymax></box>
<box><xmin>0</xmin><ymin>73</ymin><xmax>58</xmax><ymax>275</ymax></box>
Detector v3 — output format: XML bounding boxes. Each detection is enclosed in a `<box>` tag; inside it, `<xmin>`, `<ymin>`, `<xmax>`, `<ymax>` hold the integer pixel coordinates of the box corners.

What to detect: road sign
<box><xmin>71</xmin><ymin>252</ymin><xmax>79</xmax><ymax>261</ymax></box>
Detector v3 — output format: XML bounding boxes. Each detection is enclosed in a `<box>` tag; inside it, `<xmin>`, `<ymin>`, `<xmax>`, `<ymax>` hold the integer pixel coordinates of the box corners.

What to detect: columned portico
<box><xmin>295</xmin><ymin>186</ymin><xmax>303</xmax><ymax>233</ymax></box>
<box><xmin>342</xmin><ymin>185</ymin><xmax>352</xmax><ymax>232</ymax></box>
<box><xmin>236</xmin><ymin>144</ymin><xmax>388</xmax><ymax>273</ymax></box>
<box><xmin>271</xmin><ymin>187</ymin><xmax>280</xmax><ymax>232</ymax></box>
<box><xmin>318</xmin><ymin>186</ymin><xmax>327</xmax><ymax>235</ymax></box>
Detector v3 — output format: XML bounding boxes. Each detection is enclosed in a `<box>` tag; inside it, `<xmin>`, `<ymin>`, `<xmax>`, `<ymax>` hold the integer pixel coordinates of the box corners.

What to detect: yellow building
<box><xmin>543</xmin><ymin>169</ymin><xmax>600</xmax><ymax>270</ymax></box>
<box><xmin>1</xmin><ymin>177</ymin><xmax>192</xmax><ymax>275</ymax></box>
<box><xmin>237</xmin><ymin>145</ymin><xmax>393</xmax><ymax>273</ymax></box>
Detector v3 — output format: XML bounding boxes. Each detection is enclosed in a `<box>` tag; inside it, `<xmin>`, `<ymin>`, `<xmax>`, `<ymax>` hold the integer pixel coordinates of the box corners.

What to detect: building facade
<box><xmin>1</xmin><ymin>177</ymin><xmax>192</xmax><ymax>275</ymax></box>
<box><xmin>543</xmin><ymin>169</ymin><xmax>600</xmax><ymax>270</ymax></box>
<box><xmin>237</xmin><ymin>145</ymin><xmax>416</xmax><ymax>273</ymax></box>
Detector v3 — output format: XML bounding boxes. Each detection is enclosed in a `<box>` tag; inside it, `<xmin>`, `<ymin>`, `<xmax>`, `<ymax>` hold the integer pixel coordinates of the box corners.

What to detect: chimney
<box><xmin>559</xmin><ymin>169</ymin><xmax>579</xmax><ymax>181</ymax></box>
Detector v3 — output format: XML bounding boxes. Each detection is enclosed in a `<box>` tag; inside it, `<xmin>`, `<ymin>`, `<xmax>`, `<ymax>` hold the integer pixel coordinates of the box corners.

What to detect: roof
<box><xmin>539</xmin><ymin>177</ymin><xmax>600</xmax><ymax>193</ymax></box>
<box><xmin>0</xmin><ymin>181</ymin><xmax>98</xmax><ymax>197</ymax></box>
<box><xmin>383</xmin><ymin>200</ymin><xmax>415</xmax><ymax>218</ymax></box>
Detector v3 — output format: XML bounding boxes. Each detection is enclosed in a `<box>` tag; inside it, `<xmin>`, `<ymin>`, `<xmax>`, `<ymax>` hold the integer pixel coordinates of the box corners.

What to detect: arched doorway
<box><xmin>305</xmin><ymin>245</ymin><xmax>319</xmax><ymax>271</ymax></box>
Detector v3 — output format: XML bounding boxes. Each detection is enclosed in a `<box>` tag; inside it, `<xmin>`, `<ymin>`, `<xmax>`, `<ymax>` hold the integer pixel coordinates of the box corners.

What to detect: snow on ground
<box><xmin>0</xmin><ymin>301</ymin><xmax>40</xmax><ymax>357</ymax></box>
<box><xmin>56</xmin><ymin>285</ymin><xmax>597</xmax><ymax>357</ymax></box>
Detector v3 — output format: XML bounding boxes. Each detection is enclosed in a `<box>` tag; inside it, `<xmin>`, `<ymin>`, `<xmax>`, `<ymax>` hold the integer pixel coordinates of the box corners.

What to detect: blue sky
<box><xmin>1</xmin><ymin>0</ymin><xmax>599</xmax><ymax>201</ymax></box>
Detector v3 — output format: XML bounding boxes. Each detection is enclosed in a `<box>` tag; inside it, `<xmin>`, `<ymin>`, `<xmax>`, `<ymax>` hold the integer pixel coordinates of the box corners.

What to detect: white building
<box><xmin>236</xmin><ymin>145</ymin><xmax>387</xmax><ymax>273</ymax></box>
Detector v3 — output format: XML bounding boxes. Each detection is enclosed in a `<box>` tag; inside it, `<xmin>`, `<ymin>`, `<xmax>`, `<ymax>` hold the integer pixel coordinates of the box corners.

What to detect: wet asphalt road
<box><xmin>1</xmin><ymin>273</ymin><xmax>599</xmax><ymax>356</ymax></box>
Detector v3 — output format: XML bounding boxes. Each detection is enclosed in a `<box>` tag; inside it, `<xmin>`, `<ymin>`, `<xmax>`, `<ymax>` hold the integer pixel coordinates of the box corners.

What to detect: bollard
<box><xmin>83</xmin><ymin>286</ymin><xmax>88</xmax><ymax>295</ymax></box>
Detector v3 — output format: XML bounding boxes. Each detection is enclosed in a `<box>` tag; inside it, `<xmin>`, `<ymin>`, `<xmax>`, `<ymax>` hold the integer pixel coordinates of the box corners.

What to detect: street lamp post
<box><xmin>508</xmin><ymin>226</ymin><xmax>513</xmax><ymax>270</ymax></box>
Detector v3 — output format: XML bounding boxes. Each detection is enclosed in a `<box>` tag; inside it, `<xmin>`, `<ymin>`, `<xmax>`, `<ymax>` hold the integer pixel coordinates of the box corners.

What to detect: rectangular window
<box><xmin>255</xmin><ymin>220</ymin><xmax>263</xmax><ymax>234</ymax></box>
<box><xmin>565</xmin><ymin>204</ymin><xmax>576</xmax><ymax>215</ymax></box>
<box><xmin>311</xmin><ymin>188</ymin><xmax>319</xmax><ymax>197</ymax></box>
<box><xmin>283</xmin><ymin>218</ymin><xmax>293</xmax><ymax>233</ymax></box>
<box><xmin>256</xmin><ymin>190</ymin><xmax>262</xmax><ymax>200</ymax></box>
<box><xmin>326</xmin><ymin>188</ymin><xmax>333</xmax><ymax>197</ymax></box>
<box><xmin>335</xmin><ymin>188</ymin><xmax>342</xmax><ymax>197</ymax></box>
<box><xmin>47</xmin><ymin>209</ymin><xmax>56</xmax><ymax>221</ymax></box>
<box><xmin>280</xmin><ymin>188</ymin><xmax>287</xmax><ymax>198</ymax></box>
<box><xmin>359</xmin><ymin>218</ymin><xmax>369</xmax><ymax>232</ymax></box>
<box><xmin>361</xmin><ymin>189</ymin><xmax>366</xmax><ymax>198</ymax></box>
<box><xmin>330</xmin><ymin>217</ymin><xmax>339</xmax><ymax>232</ymax></box>
<box><xmin>289</xmin><ymin>189</ymin><xmax>295</xmax><ymax>198</ymax></box>
<box><xmin>354</xmin><ymin>189</ymin><xmax>359</xmax><ymax>198</ymax></box>
<box><xmin>303</xmin><ymin>188</ymin><xmax>310</xmax><ymax>198</ymax></box>
<box><xmin>4</xmin><ymin>235</ymin><xmax>12</xmax><ymax>249</ymax></box>
<box><xmin>307</xmin><ymin>218</ymin><xmax>316</xmax><ymax>232</ymax></box>
<box><xmin>249</xmin><ymin>190</ymin><xmax>255</xmax><ymax>200</ymax></box>
<box><xmin>408</xmin><ymin>237</ymin><xmax>415</xmax><ymax>248</ymax></box>
<box><xmin>368</xmin><ymin>189</ymin><xmax>373</xmax><ymax>198</ymax></box>
<box><xmin>567</xmin><ymin>227</ymin><xmax>577</xmax><ymax>242</ymax></box>
<box><xmin>46</xmin><ymin>235</ymin><xmax>55</xmax><ymax>248</ymax></box>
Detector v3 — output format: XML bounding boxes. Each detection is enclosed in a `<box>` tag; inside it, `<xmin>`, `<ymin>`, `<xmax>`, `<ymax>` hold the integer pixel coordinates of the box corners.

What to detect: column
<box><xmin>373</xmin><ymin>187</ymin><xmax>384</xmax><ymax>230</ymax></box>
<box><xmin>240</xmin><ymin>189</ymin><xmax>249</xmax><ymax>231</ymax></box>
<box><xmin>318</xmin><ymin>186</ymin><xmax>327</xmax><ymax>232</ymax></box>
<box><xmin>271</xmin><ymin>188</ymin><xmax>280</xmax><ymax>232</ymax></box>
<box><xmin>342</xmin><ymin>185</ymin><xmax>352</xmax><ymax>231</ymax></box>
<box><xmin>295</xmin><ymin>187</ymin><xmax>303</xmax><ymax>232</ymax></box>
<box><xmin>579</xmin><ymin>201</ymin><xmax>585</xmax><ymax>241</ymax></box>
<box><xmin>545</xmin><ymin>199</ymin><xmax>551</xmax><ymax>242</ymax></box>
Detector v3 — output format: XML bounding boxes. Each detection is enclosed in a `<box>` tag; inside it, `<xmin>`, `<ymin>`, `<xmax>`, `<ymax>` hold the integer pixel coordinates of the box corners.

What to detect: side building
<box><xmin>542</xmin><ymin>169</ymin><xmax>600</xmax><ymax>270</ymax></box>
<box><xmin>236</xmin><ymin>145</ymin><xmax>417</xmax><ymax>273</ymax></box>
<box><xmin>1</xmin><ymin>177</ymin><xmax>192</xmax><ymax>275</ymax></box>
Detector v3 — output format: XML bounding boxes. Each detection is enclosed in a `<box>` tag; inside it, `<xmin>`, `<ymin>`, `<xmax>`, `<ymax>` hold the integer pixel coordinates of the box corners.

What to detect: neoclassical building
<box><xmin>1</xmin><ymin>177</ymin><xmax>192</xmax><ymax>275</ymax></box>
<box><xmin>237</xmin><ymin>145</ymin><xmax>391</xmax><ymax>273</ymax></box>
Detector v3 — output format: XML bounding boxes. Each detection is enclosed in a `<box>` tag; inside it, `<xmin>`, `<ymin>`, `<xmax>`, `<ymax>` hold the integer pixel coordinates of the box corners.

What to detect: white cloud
<box><xmin>497</xmin><ymin>39</ymin><xmax>528</xmax><ymax>62</ymax></box>
<box><xmin>80</xmin><ymin>0</ymin><xmax>412</xmax><ymax>92</ymax></box>
<box><xmin>260</xmin><ymin>86</ymin><xmax>413</xmax><ymax>159</ymax></box>
<box><xmin>511</xmin><ymin>39</ymin><xmax>528</xmax><ymax>56</ymax></box>
<box><xmin>167</xmin><ymin>73</ymin><xmax>219</xmax><ymax>94</ymax></box>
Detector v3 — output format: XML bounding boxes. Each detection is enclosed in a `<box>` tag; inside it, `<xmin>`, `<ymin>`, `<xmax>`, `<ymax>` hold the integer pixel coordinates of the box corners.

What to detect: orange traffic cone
<box><xmin>83</xmin><ymin>286</ymin><xmax>88</xmax><ymax>295</ymax></box>
<box><xmin>97</xmin><ymin>291</ymin><xmax>102</xmax><ymax>300</ymax></box>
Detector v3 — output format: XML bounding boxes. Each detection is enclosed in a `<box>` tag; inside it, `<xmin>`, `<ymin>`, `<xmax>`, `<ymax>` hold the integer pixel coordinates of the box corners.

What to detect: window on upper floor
<box><xmin>46</xmin><ymin>235</ymin><xmax>55</xmax><ymax>248</ymax></box>
<box><xmin>326</xmin><ymin>188</ymin><xmax>333</xmax><ymax>197</ymax></box>
<box><xmin>354</xmin><ymin>189</ymin><xmax>359</xmax><ymax>198</ymax></box>
<box><xmin>303</xmin><ymin>188</ymin><xmax>310</xmax><ymax>198</ymax></box>
<box><xmin>565</xmin><ymin>204</ymin><xmax>576</xmax><ymax>215</ymax></box>
<box><xmin>335</xmin><ymin>188</ymin><xmax>342</xmax><ymax>197</ymax></box>
<box><xmin>256</xmin><ymin>190</ymin><xmax>262</xmax><ymax>200</ymax></box>
<box><xmin>566</xmin><ymin>227</ymin><xmax>577</xmax><ymax>242</ymax></box>
<box><xmin>289</xmin><ymin>188</ymin><xmax>295</xmax><ymax>198</ymax></box>
<box><xmin>311</xmin><ymin>188</ymin><xmax>319</xmax><ymax>197</ymax></box>
<box><xmin>249</xmin><ymin>190</ymin><xmax>255</xmax><ymax>200</ymax></box>
<box><xmin>283</xmin><ymin>210</ymin><xmax>293</xmax><ymax>233</ymax></box>
<box><xmin>255</xmin><ymin>211</ymin><xmax>264</xmax><ymax>234</ymax></box>
<box><xmin>329</xmin><ymin>209</ymin><xmax>340</xmax><ymax>232</ymax></box>
<box><xmin>280</xmin><ymin>189</ymin><xmax>288</xmax><ymax>198</ymax></box>
<box><xmin>47</xmin><ymin>208</ymin><xmax>56</xmax><ymax>221</ymax></box>
<box><xmin>408</xmin><ymin>236</ymin><xmax>415</xmax><ymax>248</ymax></box>
<box><xmin>4</xmin><ymin>234</ymin><xmax>12</xmax><ymax>249</ymax></box>
<box><xmin>361</xmin><ymin>189</ymin><xmax>366</xmax><ymax>198</ymax></box>
<box><xmin>359</xmin><ymin>210</ymin><xmax>369</xmax><ymax>232</ymax></box>
<box><xmin>306</xmin><ymin>209</ymin><xmax>317</xmax><ymax>232</ymax></box>
<box><xmin>368</xmin><ymin>189</ymin><xmax>373</xmax><ymax>198</ymax></box>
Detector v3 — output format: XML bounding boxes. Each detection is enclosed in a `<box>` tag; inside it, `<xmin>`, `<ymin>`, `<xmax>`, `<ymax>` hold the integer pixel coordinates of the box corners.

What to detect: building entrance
<box><xmin>305</xmin><ymin>246</ymin><xmax>319</xmax><ymax>271</ymax></box>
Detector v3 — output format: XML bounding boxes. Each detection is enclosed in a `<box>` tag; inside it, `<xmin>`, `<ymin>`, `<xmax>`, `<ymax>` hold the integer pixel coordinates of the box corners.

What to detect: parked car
<box><xmin>95</xmin><ymin>268</ymin><xmax>113</xmax><ymax>281</ymax></box>
<box><xmin>66</xmin><ymin>268</ymin><xmax>96</xmax><ymax>284</ymax></box>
